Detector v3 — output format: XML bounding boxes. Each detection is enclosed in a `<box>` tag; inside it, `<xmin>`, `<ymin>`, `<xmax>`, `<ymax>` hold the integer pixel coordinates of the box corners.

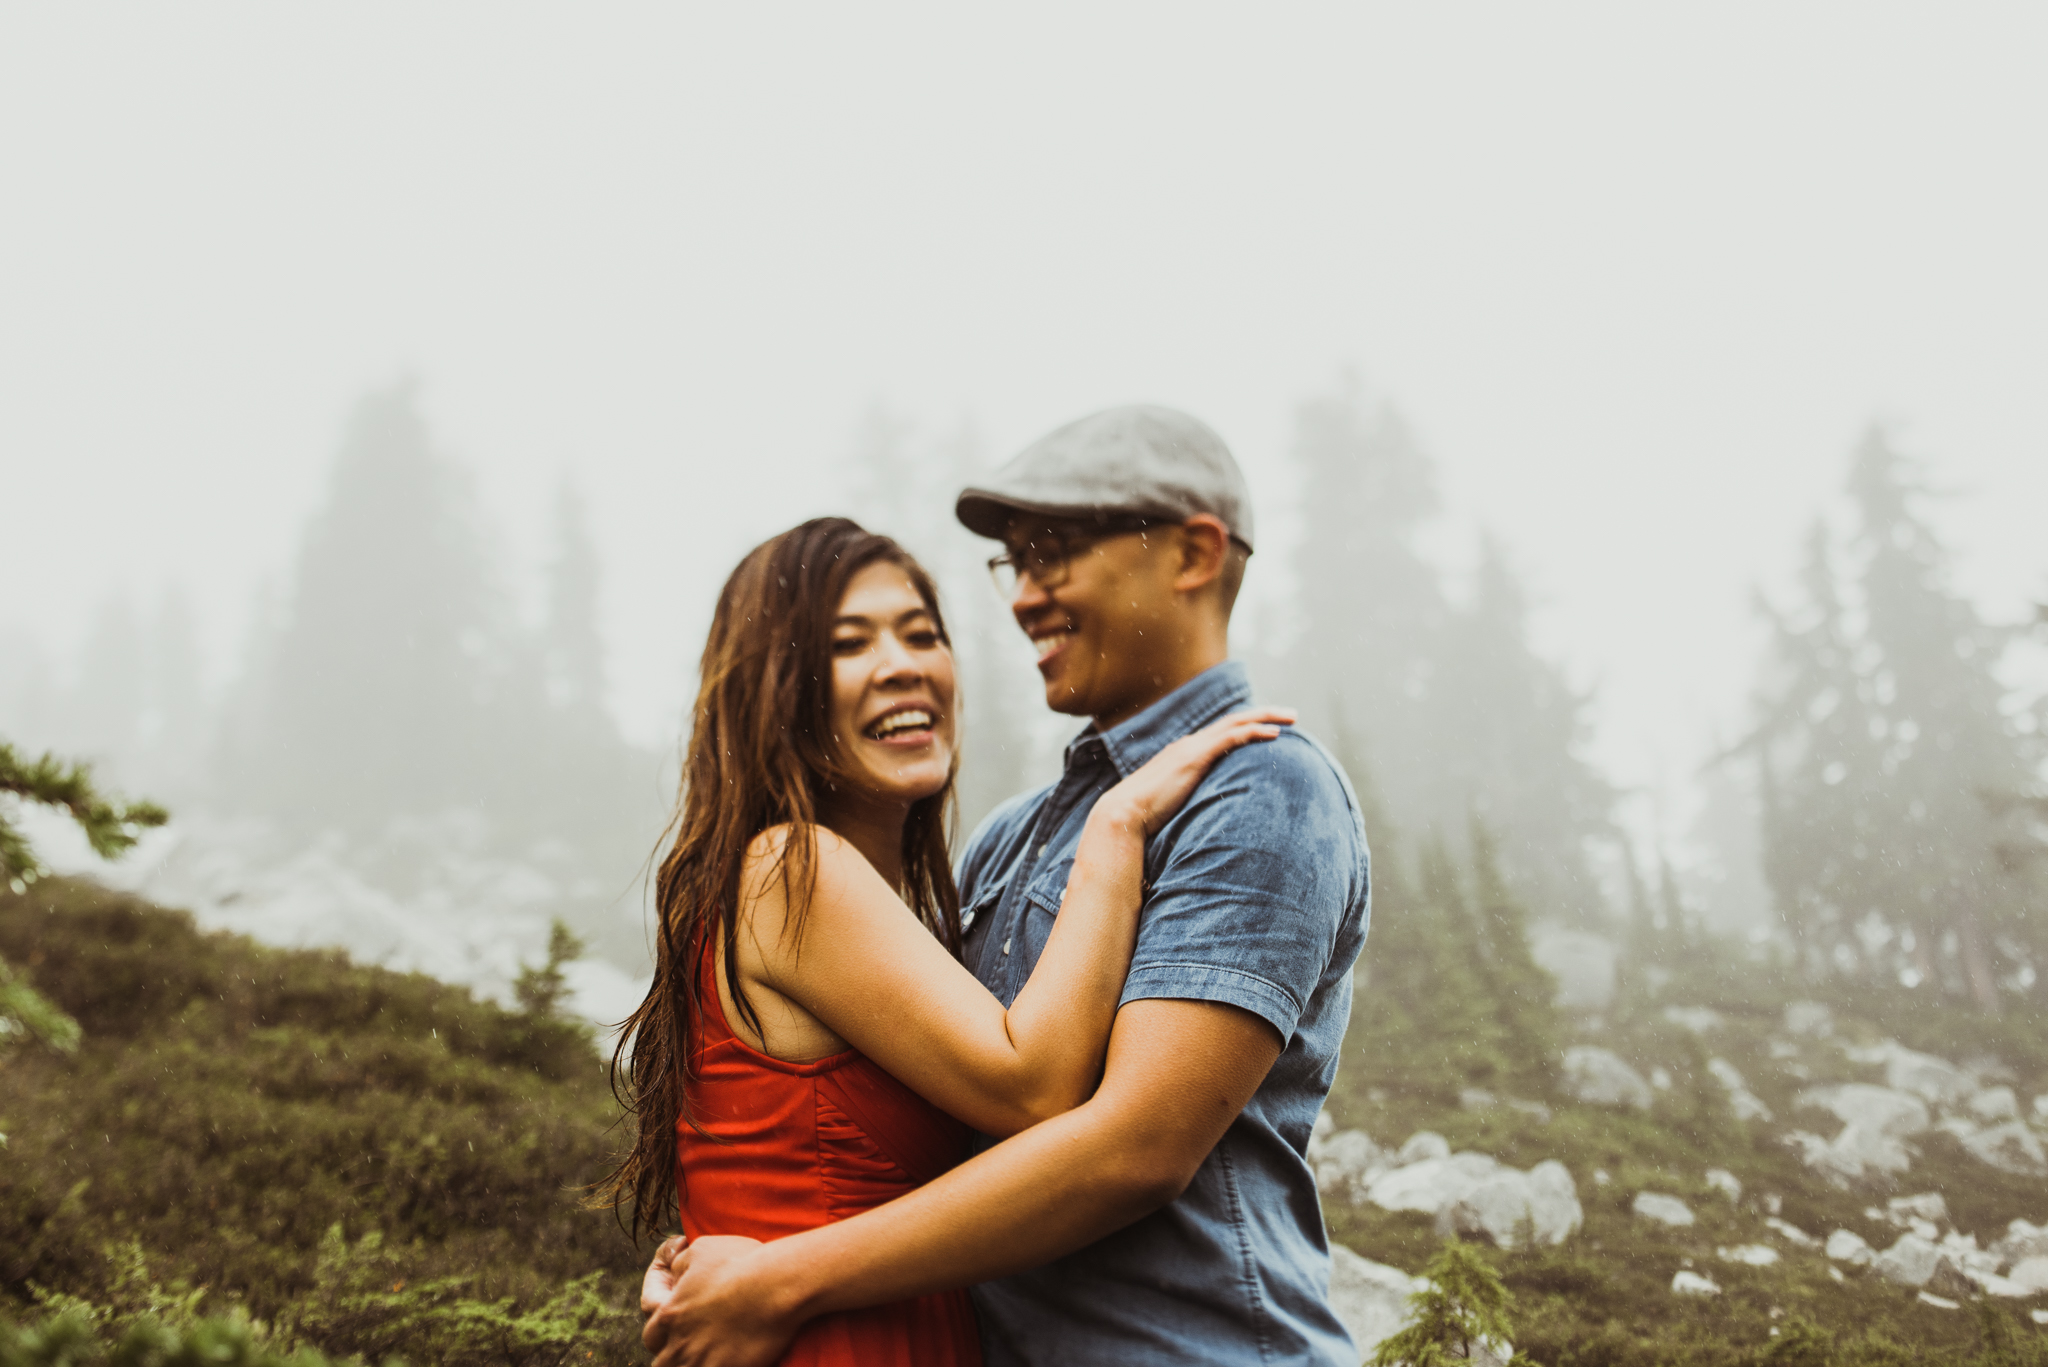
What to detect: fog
<box><xmin>4</xmin><ymin>7</ymin><xmax>2046</xmax><ymax>1003</ymax></box>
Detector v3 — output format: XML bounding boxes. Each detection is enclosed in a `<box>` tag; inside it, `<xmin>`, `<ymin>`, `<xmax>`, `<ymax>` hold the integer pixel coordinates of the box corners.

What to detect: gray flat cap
<box><xmin>956</xmin><ymin>405</ymin><xmax>1254</xmax><ymax>551</ymax></box>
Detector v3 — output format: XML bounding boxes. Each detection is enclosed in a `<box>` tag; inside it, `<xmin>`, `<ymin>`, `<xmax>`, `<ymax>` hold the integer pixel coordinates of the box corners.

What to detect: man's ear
<box><xmin>1172</xmin><ymin>516</ymin><xmax>1230</xmax><ymax>594</ymax></box>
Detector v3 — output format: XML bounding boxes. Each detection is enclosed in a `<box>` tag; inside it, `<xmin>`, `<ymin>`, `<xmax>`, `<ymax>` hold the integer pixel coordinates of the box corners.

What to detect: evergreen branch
<box><xmin>0</xmin><ymin>739</ymin><xmax>168</xmax><ymax>877</ymax></box>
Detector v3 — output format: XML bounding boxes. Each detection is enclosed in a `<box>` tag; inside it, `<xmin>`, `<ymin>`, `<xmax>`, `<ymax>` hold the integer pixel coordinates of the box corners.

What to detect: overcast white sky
<box><xmin>5</xmin><ymin>5</ymin><xmax>2045</xmax><ymax>838</ymax></box>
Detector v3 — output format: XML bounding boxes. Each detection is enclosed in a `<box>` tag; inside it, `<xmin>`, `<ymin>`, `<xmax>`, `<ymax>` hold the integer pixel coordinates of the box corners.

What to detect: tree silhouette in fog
<box><xmin>236</xmin><ymin>382</ymin><xmax>510</xmax><ymax>834</ymax></box>
<box><xmin>1749</xmin><ymin>429</ymin><xmax>2043</xmax><ymax>1008</ymax></box>
<box><xmin>221</xmin><ymin>384</ymin><xmax>658</xmax><ymax>920</ymax></box>
<box><xmin>1277</xmin><ymin>378</ymin><xmax>1615</xmax><ymax>927</ymax></box>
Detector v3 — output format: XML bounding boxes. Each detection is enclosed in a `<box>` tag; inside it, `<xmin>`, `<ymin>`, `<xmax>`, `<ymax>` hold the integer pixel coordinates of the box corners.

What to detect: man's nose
<box><xmin>1010</xmin><ymin>570</ymin><xmax>1053</xmax><ymax>619</ymax></box>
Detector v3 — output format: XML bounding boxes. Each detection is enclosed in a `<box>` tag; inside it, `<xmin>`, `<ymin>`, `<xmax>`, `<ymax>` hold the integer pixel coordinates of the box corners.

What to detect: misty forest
<box><xmin>4</xmin><ymin>375</ymin><xmax>2048</xmax><ymax>1367</ymax></box>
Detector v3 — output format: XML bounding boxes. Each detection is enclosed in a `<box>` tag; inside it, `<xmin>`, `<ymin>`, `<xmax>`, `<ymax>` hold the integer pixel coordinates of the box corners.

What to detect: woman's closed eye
<box><xmin>832</xmin><ymin>634</ymin><xmax>870</xmax><ymax>656</ymax></box>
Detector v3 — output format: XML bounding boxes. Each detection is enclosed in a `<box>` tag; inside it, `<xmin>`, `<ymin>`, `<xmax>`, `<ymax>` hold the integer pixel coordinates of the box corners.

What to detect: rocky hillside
<box><xmin>1320</xmin><ymin>988</ymin><xmax>2048</xmax><ymax>1364</ymax></box>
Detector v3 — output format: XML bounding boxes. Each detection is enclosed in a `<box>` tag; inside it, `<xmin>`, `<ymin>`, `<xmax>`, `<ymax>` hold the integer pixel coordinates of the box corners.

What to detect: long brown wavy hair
<box><xmin>601</xmin><ymin>517</ymin><xmax>963</xmax><ymax>1239</ymax></box>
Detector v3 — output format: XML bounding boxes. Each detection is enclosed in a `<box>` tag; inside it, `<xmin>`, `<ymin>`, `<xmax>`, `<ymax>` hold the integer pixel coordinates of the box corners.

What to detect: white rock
<box><xmin>1327</xmin><ymin>1245</ymin><xmax>1425</xmax><ymax>1359</ymax></box>
<box><xmin>1564</xmin><ymin>1047</ymin><xmax>1655</xmax><ymax>1111</ymax></box>
<box><xmin>1671</xmin><ymin>1270</ymin><xmax>1720</xmax><ymax>1296</ymax></box>
<box><xmin>2033</xmin><ymin>1095</ymin><xmax>2048</xmax><ymax>1123</ymax></box>
<box><xmin>1311</xmin><ymin>1110</ymin><xmax>1336</xmax><ymax>1152</ymax></box>
<box><xmin>1705</xmin><ymin>1169</ymin><xmax>1742</xmax><ymax>1202</ymax></box>
<box><xmin>1970</xmin><ymin>1087</ymin><xmax>2020</xmax><ymax>1123</ymax></box>
<box><xmin>1873</xmin><ymin>1234</ymin><xmax>1941</xmax><ymax>1287</ymax></box>
<box><xmin>1525</xmin><ymin>1162</ymin><xmax>1585</xmax><ymax>1246</ymax></box>
<box><xmin>1993</xmin><ymin>1218</ymin><xmax>2048</xmax><ymax>1265</ymax></box>
<box><xmin>1440</xmin><ymin>1161</ymin><xmax>1583</xmax><ymax>1249</ymax></box>
<box><xmin>1315</xmin><ymin>1128</ymin><xmax>1391</xmax><ymax>1206</ymax></box>
<box><xmin>1965</xmin><ymin>1120</ymin><xmax>2048</xmax><ymax>1176</ymax></box>
<box><xmin>1664</xmin><ymin>1006</ymin><xmax>1724</xmax><ymax>1033</ymax></box>
<box><xmin>1887</xmin><ymin>1193</ymin><xmax>1950</xmax><ymax>1227</ymax></box>
<box><xmin>1368</xmin><ymin>1153</ymin><xmax>1500</xmax><ymax>1216</ymax></box>
<box><xmin>1886</xmin><ymin>1048</ymin><xmax>1976</xmax><ymax>1107</ymax></box>
<box><xmin>1633</xmin><ymin>1192</ymin><xmax>1695</xmax><ymax>1227</ymax></box>
<box><xmin>1918</xmin><ymin>1291</ymin><xmax>1961</xmax><ymax>1310</ymax></box>
<box><xmin>1718</xmin><ymin>1245</ymin><xmax>1780</xmax><ymax>1267</ymax></box>
<box><xmin>1826</xmin><ymin>1229</ymin><xmax>1875</xmax><ymax>1265</ymax></box>
<box><xmin>2035</xmin><ymin>1310</ymin><xmax>2048</xmax><ymax>1327</ymax></box>
<box><xmin>1397</xmin><ymin>1130</ymin><xmax>1452</xmax><ymax>1166</ymax></box>
<box><xmin>1441</xmin><ymin>1171</ymin><xmax>1541</xmax><ymax>1248</ymax></box>
<box><xmin>2009</xmin><ymin>1257</ymin><xmax>2048</xmax><ymax>1294</ymax></box>
<box><xmin>1530</xmin><ymin>927</ymin><xmax>1618</xmax><ymax>1010</ymax></box>
<box><xmin>1794</xmin><ymin>1084</ymin><xmax>1930</xmax><ymax>1138</ymax></box>
<box><xmin>1708</xmin><ymin>1059</ymin><xmax>1774</xmax><ymax>1123</ymax></box>
<box><xmin>1766</xmin><ymin>1217</ymin><xmax>1819</xmax><ymax>1248</ymax></box>
<box><xmin>1979</xmin><ymin>1274</ymin><xmax>2032</xmax><ymax>1298</ymax></box>
<box><xmin>1784</xmin><ymin>1124</ymin><xmax>1913</xmax><ymax>1185</ymax></box>
<box><xmin>1783</xmin><ymin>1002</ymin><xmax>1833</xmax><ymax>1037</ymax></box>
<box><xmin>1651</xmin><ymin>1067</ymin><xmax>1674</xmax><ymax>1090</ymax></box>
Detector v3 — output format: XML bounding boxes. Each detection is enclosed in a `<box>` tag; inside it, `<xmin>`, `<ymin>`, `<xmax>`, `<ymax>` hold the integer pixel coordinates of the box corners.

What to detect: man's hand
<box><xmin>643</xmin><ymin>1234</ymin><xmax>797</xmax><ymax>1367</ymax></box>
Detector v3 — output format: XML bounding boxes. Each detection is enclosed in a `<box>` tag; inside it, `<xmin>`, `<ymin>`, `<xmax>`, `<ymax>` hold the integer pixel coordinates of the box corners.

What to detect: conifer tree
<box><xmin>1279</xmin><ymin>380</ymin><xmax>1614</xmax><ymax>927</ymax></box>
<box><xmin>1369</xmin><ymin>1239</ymin><xmax>1523</xmax><ymax>1367</ymax></box>
<box><xmin>233</xmin><ymin>382</ymin><xmax>511</xmax><ymax>835</ymax></box>
<box><xmin>1748</xmin><ymin>432</ymin><xmax>2042</xmax><ymax>1006</ymax></box>
<box><xmin>1</xmin><ymin>738</ymin><xmax>165</xmax><ymax>1051</ymax></box>
<box><xmin>1424</xmin><ymin>537</ymin><xmax>1615</xmax><ymax>922</ymax></box>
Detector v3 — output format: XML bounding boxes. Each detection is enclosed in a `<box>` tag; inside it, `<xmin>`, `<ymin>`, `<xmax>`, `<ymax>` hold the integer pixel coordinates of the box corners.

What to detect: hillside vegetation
<box><xmin>1324</xmin><ymin>830</ymin><xmax>2048</xmax><ymax>1366</ymax></box>
<box><xmin>0</xmin><ymin>877</ymin><xmax>648</xmax><ymax>1365</ymax></box>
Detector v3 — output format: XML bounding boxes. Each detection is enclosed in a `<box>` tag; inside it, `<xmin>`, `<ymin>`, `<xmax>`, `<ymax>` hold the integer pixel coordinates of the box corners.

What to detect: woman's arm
<box><xmin>740</xmin><ymin>708</ymin><xmax>1289</xmax><ymax>1138</ymax></box>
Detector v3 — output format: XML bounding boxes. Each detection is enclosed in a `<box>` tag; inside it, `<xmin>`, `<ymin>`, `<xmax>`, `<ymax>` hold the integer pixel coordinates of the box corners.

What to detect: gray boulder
<box><xmin>1886</xmin><ymin>1047</ymin><xmax>1977</xmax><ymax>1108</ymax></box>
<box><xmin>1315</xmin><ymin>1128</ymin><xmax>1391</xmax><ymax>1206</ymax></box>
<box><xmin>1708</xmin><ymin>1057</ymin><xmax>1773</xmax><ymax>1123</ymax></box>
<box><xmin>1886</xmin><ymin>1193</ymin><xmax>1951</xmax><ymax>1227</ymax></box>
<box><xmin>2007</xmin><ymin>1256</ymin><xmax>2048</xmax><ymax>1295</ymax></box>
<box><xmin>1438</xmin><ymin>1161</ymin><xmax>1583</xmax><ymax>1249</ymax></box>
<box><xmin>1671</xmin><ymin>1270</ymin><xmax>1720</xmax><ymax>1296</ymax></box>
<box><xmin>1397</xmin><ymin>1130</ymin><xmax>1453</xmax><ymax>1166</ymax></box>
<box><xmin>1368</xmin><ymin>1153</ymin><xmax>1501</xmax><ymax>1216</ymax></box>
<box><xmin>1327</xmin><ymin>1245</ymin><xmax>1425</xmax><ymax>1360</ymax></box>
<box><xmin>1632</xmin><ymin>1192</ymin><xmax>1696</xmax><ymax>1227</ymax></box>
<box><xmin>1795</xmin><ymin>1084</ymin><xmax>1930</xmax><ymax>1137</ymax></box>
<box><xmin>1969</xmin><ymin>1086</ymin><xmax>2020</xmax><ymax>1123</ymax></box>
<box><xmin>1826</xmin><ymin>1229</ymin><xmax>1876</xmax><ymax>1265</ymax></box>
<box><xmin>1873</xmin><ymin>1233</ymin><xmax>1941</xmax><ymax>1287</ymax></box>
<box><xmin>1563</xmin><ymin>1047</ymin><xmax>1654</xmax><ymax>1111</ymax></box>
<box><xmin>1991</xmin><ymin>1218</ymin><xmax>2048</xmax><ymax>1266</ymax></box>
<box><xmin>1965</xmin><ymin>1120</ymin><xmax>2048</xmax><ymax>1176</ymax></box>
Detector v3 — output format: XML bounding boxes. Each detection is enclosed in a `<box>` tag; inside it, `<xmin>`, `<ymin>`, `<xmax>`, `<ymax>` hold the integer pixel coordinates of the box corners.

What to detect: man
<box><xmin>646</xmin><ymin>405</ymin><xmax>1370</xmax><ymax>1366</ymax></box>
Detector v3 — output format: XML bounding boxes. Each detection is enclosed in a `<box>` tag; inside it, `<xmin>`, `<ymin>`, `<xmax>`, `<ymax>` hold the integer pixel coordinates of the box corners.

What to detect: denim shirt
<box><xmin>958</xmin><ymin>661</ymin><xmax>1370</xmax><ymax>1366</ymax></box>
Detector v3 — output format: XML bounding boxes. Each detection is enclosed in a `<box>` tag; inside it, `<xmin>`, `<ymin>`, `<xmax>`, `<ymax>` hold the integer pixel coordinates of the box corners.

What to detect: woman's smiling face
<box><xmin>829</xmin><ymin>560</ymin><xmax>958</xmax><ymax>808</ymax></box>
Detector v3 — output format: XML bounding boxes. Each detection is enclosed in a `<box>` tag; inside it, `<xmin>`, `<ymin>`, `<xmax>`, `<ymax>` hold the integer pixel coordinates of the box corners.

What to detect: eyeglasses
<box><xmin>986</xmin><ymin>519</ymin><xmax>1156</xmax><ymax>596</ymax></box>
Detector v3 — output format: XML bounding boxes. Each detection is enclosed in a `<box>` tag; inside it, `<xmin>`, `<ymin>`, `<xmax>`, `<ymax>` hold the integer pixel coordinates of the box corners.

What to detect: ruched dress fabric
<box><xmin>677</xmin><ymin>949</ymin><xmax>982</xmax><ymax>1367</ymax></box>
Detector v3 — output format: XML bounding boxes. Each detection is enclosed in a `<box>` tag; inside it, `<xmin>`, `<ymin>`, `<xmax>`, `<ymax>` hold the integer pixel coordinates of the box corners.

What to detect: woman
<box><xmin>606</xmin><ymin>517</ymin><xmax>1287</xmax><ymax>1366</ymax></box>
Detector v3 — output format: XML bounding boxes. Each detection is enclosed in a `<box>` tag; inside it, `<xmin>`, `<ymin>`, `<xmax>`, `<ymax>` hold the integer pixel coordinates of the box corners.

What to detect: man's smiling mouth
<box><xmin>1031</xmin><ymin>627</ymin><xmax>1073</xmax><ymax>662</ymax></box>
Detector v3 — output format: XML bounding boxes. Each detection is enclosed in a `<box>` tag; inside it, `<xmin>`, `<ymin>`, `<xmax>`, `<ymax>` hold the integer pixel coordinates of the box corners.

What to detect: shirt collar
<box><xmin>1066</xmin><ymin>660</ymin><xmax>1255</xmax><ymax>780</ymax></box>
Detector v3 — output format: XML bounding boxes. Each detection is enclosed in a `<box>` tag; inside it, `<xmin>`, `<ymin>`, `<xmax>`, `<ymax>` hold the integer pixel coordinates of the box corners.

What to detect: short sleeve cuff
<box><xmin>1120</xmin><ymin>962</ymin><xmax>1303</xmax><ymax>1042</ymax></box>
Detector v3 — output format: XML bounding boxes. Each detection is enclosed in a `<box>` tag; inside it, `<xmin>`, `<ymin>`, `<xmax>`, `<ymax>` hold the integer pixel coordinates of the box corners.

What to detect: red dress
<box><xmin>677</xmin><ymin>949</ymin><xmax>983</xmax><ymax>1366</ymax></box>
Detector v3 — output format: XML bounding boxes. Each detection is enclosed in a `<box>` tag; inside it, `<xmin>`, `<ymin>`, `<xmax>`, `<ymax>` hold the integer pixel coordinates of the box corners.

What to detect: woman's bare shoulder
<box><xmin>739</xmin><ymin>823</ymin><xmax>869</xmax><ymax>910</ymax></box>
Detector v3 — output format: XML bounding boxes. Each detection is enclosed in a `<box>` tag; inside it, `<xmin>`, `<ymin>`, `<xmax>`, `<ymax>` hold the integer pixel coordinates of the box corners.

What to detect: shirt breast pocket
<box><xmin>1020</xmin><ymin>856</ymin><xmax>1076</xmax><ymax>958</ymax></box>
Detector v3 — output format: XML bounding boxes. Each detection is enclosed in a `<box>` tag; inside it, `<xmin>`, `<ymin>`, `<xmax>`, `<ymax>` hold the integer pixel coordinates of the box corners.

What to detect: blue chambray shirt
<box><xmin>958</xmin><ymin>661</ymin><xmax>1370</xmax><ymax>1366</ymax></box>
